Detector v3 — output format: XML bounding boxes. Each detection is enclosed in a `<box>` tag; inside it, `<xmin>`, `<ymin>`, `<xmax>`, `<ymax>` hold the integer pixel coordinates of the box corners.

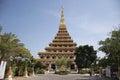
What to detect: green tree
<box><xmin>0</xmin><ymin>32</ymin><xmax>31</xmax><ymax>61</ymax></box>
<box><xmin>10</xmin><ymin>54</ymin><xmax>32</xmax><ymax>76</ymax></box>
<box><xmin>0</xmin><ymin>25</ymin><xmax>31</xmax><ymax>61</ymax></box>
<box><xmin>75</xmin><ymin>45</ymin><xmax>97</xmax><ymax>73</ymax></box>
<box><xmin>56</xmin><ymin>58</ymin><xmax>69</xmax><ymax>71</ymax></box>
<box><xmin>99</xmin><ymin>26</ymin><xmax>120</xmax><ymax>71</ymax></box>
<box><xmin>0</xmin><ymin>32</ymin><xmax>20</xmax><ymax>61</ymax></box>
<box><xmin>0</xmin><ymin>25</ymin><xmax>2</xmax><ymax>33</ymax></box>
<box><xmin>0</xmin><ymin>26</ymin><xmax>32</xmax><ymax>76</ymax></box>
<box><xmin>98</xmin><ymin>57</ymin><xmax>108</xmax><ymax>68</ymax></box>
<box><xmin>34</xmin><ymin>60</ymin><xmax>46</xmax><ymax>74</ymax></box>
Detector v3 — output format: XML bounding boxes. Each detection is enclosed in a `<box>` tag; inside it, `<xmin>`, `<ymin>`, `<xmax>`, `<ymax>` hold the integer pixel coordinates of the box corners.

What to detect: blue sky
<box><xmin>0</xmin><ymin>0</ymin><xmax>120</xmax><ymax>58</ymax></box>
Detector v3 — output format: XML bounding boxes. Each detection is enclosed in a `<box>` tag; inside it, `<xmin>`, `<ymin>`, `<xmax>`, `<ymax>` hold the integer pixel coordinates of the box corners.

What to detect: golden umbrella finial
<box><xmin>62</xmin><ymin>5</ymin><xmax>64</xmax><ymax>10</ymax></box>
<box><xmin>59</xmin><ymin>5</ymin><xmax>66</xmax><ymax>28</ymax></box>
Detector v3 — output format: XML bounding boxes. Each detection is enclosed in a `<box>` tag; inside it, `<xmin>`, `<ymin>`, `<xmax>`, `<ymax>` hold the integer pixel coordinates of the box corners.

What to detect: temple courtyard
<box><xmin>13</xmin><ymin>74</ymin><xmax>91</xmax><ymax>80</ymax></box>
<box><xmin>13</xmin><ymin>74</ymin><xmax>111</xmax><ymax>80</ymax></box>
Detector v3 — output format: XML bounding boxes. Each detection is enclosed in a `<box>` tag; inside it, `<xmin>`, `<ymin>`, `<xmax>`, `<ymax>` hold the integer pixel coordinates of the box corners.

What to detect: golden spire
<box><xmin>59</xmin><ymin>6</ymin><xmax>66</xmax><ymax>28</ymax></box>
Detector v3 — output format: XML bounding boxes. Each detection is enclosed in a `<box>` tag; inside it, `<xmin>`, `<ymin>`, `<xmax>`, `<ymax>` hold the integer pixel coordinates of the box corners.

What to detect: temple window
<box><xmin>70</xmin><ymin>50</ymin><xmax>73</xmax><ymax>52</ymax></box>
<box><xmin>70</xmin><ymin>56</ymin><xmax>73</xmax><ymax>59</ymax></box>
<box><xmin>41</xmin><ymin>56</ymin><xmax>44</xmax><ymax>59</ymax></box>
<box><xmin>46</xmin><ymin>56</ymin><xmax>50</xmax><ymax>59</ymax></box>
<box><xmin>52</xmin><ymin>56</ymin><xmax>56</xmax><ymax>59</ymax></box>
<box><xmin>64</xmin><ymin>45</ymin><xmax>67</xmax><ymax>47</ymax></box>
<box><xmin>59</xmin><ymin>45</ymin><xmax>62</xmax><ymax>47</ymax></box>
<box><xmin>65</xmin><ymin>50</ymin><xmax>67</xmax><ymax>52</ymax></box>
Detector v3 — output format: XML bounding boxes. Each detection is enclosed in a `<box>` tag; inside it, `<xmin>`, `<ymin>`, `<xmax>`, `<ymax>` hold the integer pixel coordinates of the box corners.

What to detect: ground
<box><xmin>13</xmin><ymin>74</ymin><xmax>113</xmax><ymax>80</ymax></box>
<box><xmin>13</xmin><ymin>74</ymin><xmax>90</xmax><ymax>80</ymax></box>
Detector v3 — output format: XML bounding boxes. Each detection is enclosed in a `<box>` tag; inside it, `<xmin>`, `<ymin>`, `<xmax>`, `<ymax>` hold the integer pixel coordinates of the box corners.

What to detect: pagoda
<box><xmin>38</xmin><ymin>7</ymin><xmax>77</xmax><ymax>71</ymax></box>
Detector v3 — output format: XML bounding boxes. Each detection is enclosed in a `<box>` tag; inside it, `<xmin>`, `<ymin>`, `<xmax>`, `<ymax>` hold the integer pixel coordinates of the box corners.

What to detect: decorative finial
<box><xmin>62</xmin><ymin>5</ymin><xmax>64</xmax><ymax>10</ymax></box>
<box><xmin>59</xmin><ymin>5</ymin><xmax>66</xmax><ymax>28</ymax></box>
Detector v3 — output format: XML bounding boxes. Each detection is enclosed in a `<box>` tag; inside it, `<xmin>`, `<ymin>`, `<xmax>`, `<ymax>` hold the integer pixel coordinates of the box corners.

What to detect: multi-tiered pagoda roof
<box><xmin>38</xmin><ymin>7</ymin><xmax>77</xmax><ymax>70</ymax></box>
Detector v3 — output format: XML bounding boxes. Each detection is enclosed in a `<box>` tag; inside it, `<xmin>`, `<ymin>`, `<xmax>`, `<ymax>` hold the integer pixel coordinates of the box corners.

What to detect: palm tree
<box><xmin>0</xmin><ymin>26</ymin><xmax>32</xmax><ymax>78</ymax></box>
<box><xmin>0</xmin><ymin>32</ymin><xmax>31</xmax><ymax>61</ymax></box>
<box><xmin>0</xmin><ymin>32</ymin><xmax>19</xmax><ymax>61</ymax></box>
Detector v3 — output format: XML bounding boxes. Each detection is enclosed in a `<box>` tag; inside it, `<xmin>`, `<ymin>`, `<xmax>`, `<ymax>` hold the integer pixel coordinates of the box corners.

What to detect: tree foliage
<box><xmin>0</xmin><ymin>25</ymin><xmax>33</xmax><ymax>76</ymax></box>
<box><xmin>99</xmin><ymin>26</ymin><xmax>120</xmax><ymax>70</ymax></box>
<box><xmin>98</xmin><ymin>57</ymin><xmax>108</xmax><ymax>68</ymax></box>
<box><xmin>75</xmin><ymin>45</ymin><xmax>97</xmax><ymax>72</ymax></box>
<box><xmin>0</xmin><ymin>26</ymin><xmax>31</xmax><ymax>61</ymax></box>
<box><xmin>56</xmin><ymin>58</ymin><xmax>68</xmax><ymax>68</ymax></box>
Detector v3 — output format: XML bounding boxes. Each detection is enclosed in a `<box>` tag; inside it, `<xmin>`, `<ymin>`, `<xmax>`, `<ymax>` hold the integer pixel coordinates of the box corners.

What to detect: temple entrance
<box><xmin>46</xmin><ymin>63</ymin><xmax>50</xmax><ymax>71</ymax></box>
<box><xmin>71</xmin><ymin>64</ymin><xmax>75</xmax><ymax>70</ymax></box>
<box><xmin>51</xmin><ymin>64</ymin><xmax>56</xmax><ymax>70</ymax></box>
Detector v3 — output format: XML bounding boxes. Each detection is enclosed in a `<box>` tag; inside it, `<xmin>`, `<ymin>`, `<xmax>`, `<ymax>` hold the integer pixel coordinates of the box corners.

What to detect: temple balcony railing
<box><xmin>49</xmin><ymin>42</ymin><xmax>77</xmax><ymax>46</ymax></box>
<box><xmin>38</xmin><ymin>58</ymin><xmax>75</xmax><ymax>62</ymax></box>
<box><xmin>53</xmin><ymin>39</ymin><xmax>73</xmax><ymax>42</ymax></box>
<box><xmin>45</xmin><ymin>47</ymin><xmax>76</xmax><ymax>50</ymax></box>
<box><xmin>56</xmin><ymin>36</ymin><xmax>70</xmax><ymax>38</ymax></box>
<box><xmin>56</xmin><ymin>33</ymin><xmax>69</xmax><ymax>36</ymax></box>
<box><xmin>38</xmin><ymin>54</ymin><xmax>75</xmax><ymax>59</ymax></box>
<box><xmin>38</xmin><ymin>52</ymin><xmax>75</xmax><ymax>55</ymax></box>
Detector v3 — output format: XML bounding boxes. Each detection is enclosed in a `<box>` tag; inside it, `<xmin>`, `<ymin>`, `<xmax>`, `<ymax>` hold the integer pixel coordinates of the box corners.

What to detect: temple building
<box><xmin>38</xmin><ymin>7</ymin><xmax>77</xmax><ymax>71</ymax></box>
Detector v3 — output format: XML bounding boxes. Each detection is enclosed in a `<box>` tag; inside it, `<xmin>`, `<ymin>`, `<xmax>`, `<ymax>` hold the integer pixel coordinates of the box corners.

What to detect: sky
<box><xmin>0</xmin><ymin>0</ymin><xmax>120</xmax><ymax>58</ymax></box>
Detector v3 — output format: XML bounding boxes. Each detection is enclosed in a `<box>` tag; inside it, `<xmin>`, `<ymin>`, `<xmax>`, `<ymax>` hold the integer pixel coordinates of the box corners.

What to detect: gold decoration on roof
<box><xmin>59</xmin><ymin>6</ymin><xmax>66</xmax><ymax>28</ymax></box>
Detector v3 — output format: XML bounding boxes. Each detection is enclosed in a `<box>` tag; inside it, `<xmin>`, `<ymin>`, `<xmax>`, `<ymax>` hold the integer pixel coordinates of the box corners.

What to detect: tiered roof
<box><xmin>38</xmin><ymin>7</ymin><xmax>77</xmax><ymax>58</ymax></box>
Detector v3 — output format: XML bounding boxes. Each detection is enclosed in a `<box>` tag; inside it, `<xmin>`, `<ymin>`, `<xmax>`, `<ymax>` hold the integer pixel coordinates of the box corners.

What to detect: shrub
<box><xmin>80</xmin><ymin>69</ymin><xmax>90</xmax><ymax>74</ymax></box>
<box><xmin>37</xmin><ymin>69</ymin><xmax>45</xmax><ymax>74</ymax></box>
<box><xmin>55</xmin><ymin>71</ymin><xmax>70</xmax><ymax>75</ymax></box>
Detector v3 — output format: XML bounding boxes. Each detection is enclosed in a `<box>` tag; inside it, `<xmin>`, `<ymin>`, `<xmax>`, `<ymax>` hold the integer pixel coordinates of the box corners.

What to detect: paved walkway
<box><xmin>13</xmin><ymin>74</ymin><xmax>116</xmax><ymax>80</ymax></box>
<box><xmin>13</xmin><ymin>74</ymin><xmax>91</xmax><ymax>80</ymax></box>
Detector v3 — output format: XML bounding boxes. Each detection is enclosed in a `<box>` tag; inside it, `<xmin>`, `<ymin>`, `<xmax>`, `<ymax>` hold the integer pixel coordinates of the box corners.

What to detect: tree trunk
<box><xmin>78</xmin><ymin>68</ymin><xmax>81</xmax><ymax>74</ymax></box>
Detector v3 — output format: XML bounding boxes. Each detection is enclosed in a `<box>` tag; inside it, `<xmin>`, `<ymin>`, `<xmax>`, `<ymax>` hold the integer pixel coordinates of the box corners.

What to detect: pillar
<box><xmin>55</xmin><ymin>65</ymin><xmax>59</xmax><ymax>71</ymax></box>
<box><xmin>7</xmin><ymin>66</ymin><xmax>12</xmax><ymax>80</ymax></box>
<box><xmin>24</xmin><ymin>66</ymin><xmax>28</xmax><ymax>78</ymax></box>
<box><xmin>47</xmin><ymin>63</ymin><xmax>51</xmax><ymax>72</ymax></box>
<box><xmin>32</xmin><ymin>67</ymin><xmax>35</xmax><ymax>76</ymax></box>
<box><xmin>99</xmin><ymin>67</ymin><xmax>102</xmax><ymax>77</ymax></box>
